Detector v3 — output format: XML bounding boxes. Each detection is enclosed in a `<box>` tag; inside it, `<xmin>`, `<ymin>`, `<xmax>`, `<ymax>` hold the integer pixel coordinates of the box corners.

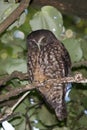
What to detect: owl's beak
<box><xmin>37</xmin><ymin>36</ymin><xmax>45</xmax><ymax>50</ymax></box>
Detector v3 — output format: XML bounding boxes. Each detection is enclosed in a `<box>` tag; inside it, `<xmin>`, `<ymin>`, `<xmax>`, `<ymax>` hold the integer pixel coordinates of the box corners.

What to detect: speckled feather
<box><xmin>27</xmin><ymin>29</ymin><xmax>71</xmax><ymax>120</ymax></box>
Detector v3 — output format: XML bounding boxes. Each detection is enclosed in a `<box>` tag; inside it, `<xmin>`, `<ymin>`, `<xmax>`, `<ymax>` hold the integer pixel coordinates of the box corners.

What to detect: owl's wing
<box><xmin>37</xmin><ymin>41</ymin><xmax>71</xmax><ymax>120</ymax></box>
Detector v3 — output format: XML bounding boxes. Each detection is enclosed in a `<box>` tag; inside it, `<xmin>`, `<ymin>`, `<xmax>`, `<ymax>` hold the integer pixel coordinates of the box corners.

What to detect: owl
<box><xmin>27</xmin><ymin>29</ymin><xmax>71</xmax><ymax>121</ymax></box>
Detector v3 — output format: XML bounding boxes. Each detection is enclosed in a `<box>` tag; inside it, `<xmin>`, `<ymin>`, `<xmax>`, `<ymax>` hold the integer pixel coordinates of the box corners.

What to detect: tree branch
<box><xmin>0</xmin><ymin>0</ymin><xmax>30</xmax><ymax>34</ymax></box>
<box><xmin>0</xmin><ymin>71</ymin><xmax>28</xmax><ymax>86</ymax></box>
<box><xmin>0</xmin><ymin>84</ymin><xmax>33</xmax><ymax>102</ymax></box>
<box><xmin>0</xmin><ymin>71</ymin><xmax>87</xmax><ymax>103</ymax></box>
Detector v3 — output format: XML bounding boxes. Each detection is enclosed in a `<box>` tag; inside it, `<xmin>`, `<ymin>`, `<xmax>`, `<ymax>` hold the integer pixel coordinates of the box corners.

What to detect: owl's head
<box><xmin>27</xmin><ymin>29</ymin><xmax>57</xmax><ymax>50</ymax></box>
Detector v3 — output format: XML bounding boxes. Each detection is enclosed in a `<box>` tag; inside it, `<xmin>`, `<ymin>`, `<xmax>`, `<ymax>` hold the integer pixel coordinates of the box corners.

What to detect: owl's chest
<box><xmin>33</xmin><ymin>53</ymin><xmax>64</xmax><ymax>84</ymax></box>
<box><xmin>33</xmin><ymin>61</ymin><xmax>46</xmax><ymax>83</ymax></box>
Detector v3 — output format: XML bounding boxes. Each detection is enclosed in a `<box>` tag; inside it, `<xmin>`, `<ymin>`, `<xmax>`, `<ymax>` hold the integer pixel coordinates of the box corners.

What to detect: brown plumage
<box><xmin>27</xmin><ymin>29</ymin><xmax>71</xmax><ymax>120</ymax></box>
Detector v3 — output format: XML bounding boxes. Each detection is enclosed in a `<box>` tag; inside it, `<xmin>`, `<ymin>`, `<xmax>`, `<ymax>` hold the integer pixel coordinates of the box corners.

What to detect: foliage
<box><xmin>0</xmin><ymin>1</ymin><xmax>87</xmax><ymax>130</ymax></box>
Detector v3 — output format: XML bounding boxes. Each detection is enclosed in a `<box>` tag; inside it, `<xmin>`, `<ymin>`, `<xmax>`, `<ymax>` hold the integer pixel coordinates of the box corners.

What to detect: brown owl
<box><xmin>27</xmin><ymin>29</ymin><xmax>71</xmax><ymax>121</ymax></box>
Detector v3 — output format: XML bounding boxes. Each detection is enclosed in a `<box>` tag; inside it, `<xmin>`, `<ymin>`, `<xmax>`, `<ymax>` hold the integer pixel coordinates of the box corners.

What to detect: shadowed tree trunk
<box><xmin>30</xmin><ymin>0</ymin><xmax>87</xmax><ymax>18</ymax></box>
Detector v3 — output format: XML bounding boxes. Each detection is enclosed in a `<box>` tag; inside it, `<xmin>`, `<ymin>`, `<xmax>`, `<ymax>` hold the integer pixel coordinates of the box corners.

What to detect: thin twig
<box><xmin>72</xmin><ymin>60</ymin><xmax>87</xmax><ymax>68</ymax></box>
<box><xmin>0</xmin><ymin>92</ymin><xmax>30</xmax><ymax>121</ymax></box>
<box><xmin>45</xmin><ymin>72</ymin><xmax>87</xmax><ymax>84</ymax></box>
<box><xmin>0</xmin><ymin>112</ymin><xmax>20</xmax><ymax>123</ymax></box>
<box><xmin>11</xmin><ymin>91</ymin><xmax>30</xmax><ymax>112</ymax></box>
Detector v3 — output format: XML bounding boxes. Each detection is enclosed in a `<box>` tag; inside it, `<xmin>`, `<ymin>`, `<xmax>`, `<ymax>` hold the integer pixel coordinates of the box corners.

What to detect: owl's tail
<box><xmin>47</xmin><ymin>84</ymin><xmax>67</xmax><ymax>121</ymax></box>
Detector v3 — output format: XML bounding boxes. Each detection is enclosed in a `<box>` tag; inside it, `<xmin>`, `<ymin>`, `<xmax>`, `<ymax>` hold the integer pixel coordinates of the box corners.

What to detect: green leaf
<box><xmin>30</xmin><ymin>6</ymin><xmax>64</xmax><ymax>39</ymax></box>
<box><xmin>1</xmin><ymin>32</ymin><xmax>26</xmax><ymax>59</ymax></box>
<box><xmin>37</xmin><ymin>105</ymin><xmax>57</xmax><ymax>126</ymax></box>
<box><xmin>53</xmin><ymin>127</ymin><xmax>69</xmax><ymax>130</ymax></box>
<box><xmin>62</xmin><ymin>38</ymin><xmax>83</xmax><ymax>62</ymax></box>
<box><xmin>80</xmin><ymin>39</ymin><xmax>87</xmax><ymax>60</ymax></box>
<box><xmin>0</xmin><ymin>58</ymin><xmax>27</xmax><ymax>74</ymax></box>
<box><xmin>6</xmin><ymin>59</ymin><xmax>27</xmax><ymax>74</ymax></box>
<box><xmin>79</xmin><ymin>115</ymin><xmax>87</xmax><ymax>128</ymax></box>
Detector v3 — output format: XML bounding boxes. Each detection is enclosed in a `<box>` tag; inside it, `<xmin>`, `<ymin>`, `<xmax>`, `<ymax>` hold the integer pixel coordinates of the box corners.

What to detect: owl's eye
<box><xmin>28</xmin><ymin>40</ymin><xmax>38</xmax><ymax>50</ymax></box>
<box><xmin>40</xmin><ymin>37</ymin><xmax>48</xmax><ymax>47</ymax></box>
<box><xmin>41</xmin><ymin>37</ymin><xmax>47</xmax><ymax>43</ymax></box>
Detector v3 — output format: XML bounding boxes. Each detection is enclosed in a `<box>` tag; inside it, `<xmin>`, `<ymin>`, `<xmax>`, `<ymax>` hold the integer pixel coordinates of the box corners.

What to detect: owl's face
<box><xmin>27</xmin><ymin>29</ymin><xmax>56</xmax><ymax>50</ymax></box>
